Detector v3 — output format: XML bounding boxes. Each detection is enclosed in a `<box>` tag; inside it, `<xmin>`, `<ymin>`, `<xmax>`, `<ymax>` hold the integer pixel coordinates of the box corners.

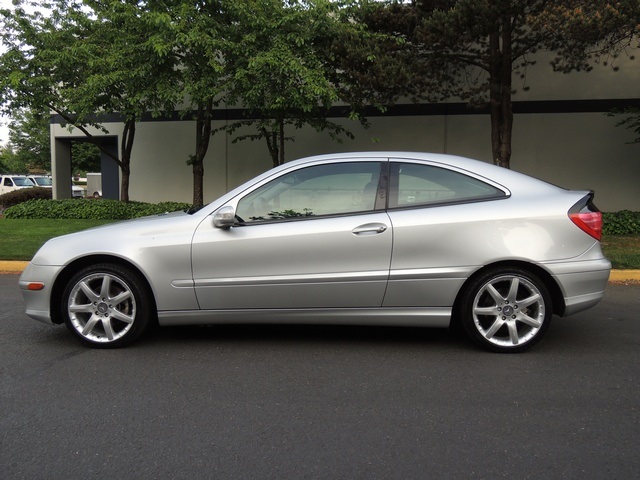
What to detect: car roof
<box><xmin>281</xmin><ymin>151</ymin><xmax>553</xmax><ymax>190</ymax></box>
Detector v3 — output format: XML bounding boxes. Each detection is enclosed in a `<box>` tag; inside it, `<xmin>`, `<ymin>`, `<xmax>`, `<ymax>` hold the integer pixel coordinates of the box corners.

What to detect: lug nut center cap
<box><xmin>97</xmin><ymin>303</ymin><xmax>109</xmax><ymax>314</ymax></box>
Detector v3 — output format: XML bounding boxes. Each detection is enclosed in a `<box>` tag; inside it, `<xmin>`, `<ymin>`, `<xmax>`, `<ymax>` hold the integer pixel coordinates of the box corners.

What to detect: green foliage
<box><xmin>0</xmin><ymin>144</ymin><xmax>25</xmax><ymax>173</ymax></box>
<box><xmin>608</xmin><ymin>107</ymin><xmax>640</xmax><ymax>144</ymax></box>
<box><xmin>72</xmin><ymin>142</ymin><xmax>101</xmax><ymax>176</ymax></box>
<box><xmin>222</xmin><ymin>0</ymin><xmax>360</xmax><ymax>167</ymax></box>
<box><xmin>353</xmin><ymin>0</ymin><xmax>640</xmax><ymax>168</ymax></box>
<box><xmin>4</xmin><ymin>199</ymin><xmax>191</xmax><ymax>220</ymax></box>
<box><xmin>603</xmin><ymin>211</ymin><xmax>640</xmax><ymax>235</ymax></box>
<box><xmin>6</xmin><ymin>107</ymin><xmax>51</xmax><ymax>171</ymax></box>
<box><xmin>0</xmin><ymin>0</ymin><xmax>182</xmax><ymax>201</ymax></box>
<box><xmin>0</xmin><ymin>187</ymin><xmax>52</xmax><ymax>209</ymax></box>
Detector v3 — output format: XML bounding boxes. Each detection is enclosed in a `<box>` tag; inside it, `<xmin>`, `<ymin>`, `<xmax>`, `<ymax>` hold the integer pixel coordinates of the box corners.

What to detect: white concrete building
<box><xmin>50</xmin><ymin>54</ymin><xmax>640</xmax><ymax>211</ymax></box>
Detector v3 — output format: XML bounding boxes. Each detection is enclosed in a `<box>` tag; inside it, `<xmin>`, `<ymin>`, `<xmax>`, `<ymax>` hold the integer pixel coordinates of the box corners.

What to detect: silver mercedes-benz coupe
<box><xmin>19</xmin><ymin>152</ymin><xmax>611</xmax><ymax>352</ymax></box>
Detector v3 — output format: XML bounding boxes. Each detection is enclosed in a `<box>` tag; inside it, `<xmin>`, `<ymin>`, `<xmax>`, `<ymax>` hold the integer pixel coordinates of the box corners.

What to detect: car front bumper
<box><xmin>19</xmin><ymin>263</ymin><xmax>64</xmax><ymax>325</ymax></box>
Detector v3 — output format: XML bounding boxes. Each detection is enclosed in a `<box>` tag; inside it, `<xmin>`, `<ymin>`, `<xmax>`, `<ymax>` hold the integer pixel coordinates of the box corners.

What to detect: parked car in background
<box><xmin>71</xmin><ymin>183</ymin><xmax>85</xmax><ymax>198</ymax></box>
<box><xmin>27</xmin><ymin>175</ymin><xmax>53</xmax><ymax>188</ymax></box>
<box><xmin>19</xmin><ymin>152</ymin><xmax>611</xmax><ymax>352</ymax></box>
<box><xmin>26</xmin><ymin>175</ymin><xmax>85</xmax><ymax>197</ymax></box>
<box><xmin>0</xmin><ymin>174</ymin><xmax>34</xmax><ymax>195</ymax></box>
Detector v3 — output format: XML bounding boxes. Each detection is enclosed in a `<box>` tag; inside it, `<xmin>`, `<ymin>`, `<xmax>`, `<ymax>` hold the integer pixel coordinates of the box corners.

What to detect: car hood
<box><xmin>31</xmin><ymin>210</ymin><xmax>202</xmax><ymax>267</ymax></box>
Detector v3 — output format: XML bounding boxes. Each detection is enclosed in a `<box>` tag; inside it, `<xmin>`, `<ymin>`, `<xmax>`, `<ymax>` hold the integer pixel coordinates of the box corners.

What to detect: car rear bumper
<box><xmin>545</xmin><ymin>258</ymin><xmax>611</xmax><ymax>316</ymax></box>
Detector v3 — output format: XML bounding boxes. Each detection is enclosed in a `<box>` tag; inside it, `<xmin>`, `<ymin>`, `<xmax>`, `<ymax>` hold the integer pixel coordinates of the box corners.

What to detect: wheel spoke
<box><xmin>507</xmin><ymin>277</ymin><xmax>520</xmax><ymax>303</ymax></box>
<box><xmin>518</xmin><ymin>293</ymin><xmax>541</xmax><ymax>309</ymax></box>
<box><xmin>518</xmin><ymin>312</ymin><xmax>542</xmax><ymax>328</ymax></box>
<box><xmin>484</xmin><ymin>318</ymin><xmax>505</xmax><ymax>339</ymax></box>
<box><xmin>110</xmin><ymin>290</ymin><xmax>132</xmax><ymax>307</ymax></box>
<box><xmin>102</xmin><ymin>318</ymin><xmax>115</xmax><ymax>341</ymax></box>
<box><xmin>110</xmin><ymin>309</ymin><xmax>134</xmax><ymax>324</ymax></box>
<box><xmin>69</xmin><ymin>303</ymin><xmax>94</xmax><ymax>313</ymax></box>
<box><xmin>474</xmin><ymin>306</ymin><xmax>498</xmax><ymax>316</ymax></box>
<box><xmin>82</xmin><ymin>316</ymin><xmax>101</xmax><ymax>336</ymax></box>
<box><xmin>99</xmin><ymin>275</ymin><xmax>112</xmax><ymax>301</ymax></box>
<box><xmin>485</xmin><ymin>283</ymin><xmax>505</xmax><ymax>305</ymax></box>
<box><xmin>507</xmin><ymin>321</ymin><xmax>520</xmax><ymax>345</ymax></box>
<box><xmin>79</xmin><ymin>281</ymin><xmax>100</xmax><ymax>302</ymax></box>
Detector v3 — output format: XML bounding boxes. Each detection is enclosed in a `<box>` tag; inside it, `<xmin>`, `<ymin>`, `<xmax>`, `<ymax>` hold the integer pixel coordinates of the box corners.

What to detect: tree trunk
<box><xmin>264</xmin><ymin>125</ymin><xmax>279</xmax><ymax>168</ymax></box>
<box><xmin>120</xmin><ymin>118</ymin><xmax>136</xmax><ymax>202</ymax></box>
<box><xmin>488</xmin><ymin>16</ymin><xmax>513</xmax><ymax>169</ymax></box>
<box><xmin>278</xmin><ymin>118</ymin><xmax>285</xmax><ymax>166</ymax></box>
<box><xmin>193</xmin><ymin>99</ymin><xmax>213</xmax><ymax>207</ymax></box>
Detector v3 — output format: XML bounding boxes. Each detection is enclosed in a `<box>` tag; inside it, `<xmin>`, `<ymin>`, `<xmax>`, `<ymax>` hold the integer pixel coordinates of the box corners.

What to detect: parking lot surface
<box><xmin>1</xmin><ymin>274</ymin><xmax>639</xmax><ymax>479</ymax></box>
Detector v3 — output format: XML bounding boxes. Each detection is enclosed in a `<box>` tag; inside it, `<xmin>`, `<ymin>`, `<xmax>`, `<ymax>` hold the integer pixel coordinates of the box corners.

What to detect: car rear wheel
<box><xmin>460</xmin><ymin>267</ymin><xmax>552</xmax><ymax>353</ymax></box>
<box><xmin>61</xmin><ymin>263</ymin><xmax>153</xmax><ymax>348</ymax></box>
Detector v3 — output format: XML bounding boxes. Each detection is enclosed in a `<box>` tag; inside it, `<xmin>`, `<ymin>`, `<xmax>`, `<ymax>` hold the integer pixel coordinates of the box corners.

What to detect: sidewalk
<box><xmin>2</xmin><ymin>260</ymin><xmax>639</xmax><ymax>282</ymax></box>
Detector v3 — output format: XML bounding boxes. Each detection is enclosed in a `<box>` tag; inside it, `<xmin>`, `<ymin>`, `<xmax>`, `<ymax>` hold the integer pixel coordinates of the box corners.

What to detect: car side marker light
<box><xmin>27</xmin><ymin>282</ymin><xmax>45</xmax><ymax>291</ymax></box>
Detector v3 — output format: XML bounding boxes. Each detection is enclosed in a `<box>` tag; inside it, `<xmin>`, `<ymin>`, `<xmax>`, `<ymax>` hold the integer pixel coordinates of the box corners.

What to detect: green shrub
<box><xmin>0</xmin><ymin>187</ymin><xmax>52</xmax><ymax>209</ymax></box>
<box><xmin>602</xmin><ymin>210</ymin><xmax>640</xmax><ymax>235</ymax></box>
<box><xmin>3</xmin><ymin>198</ymin><xmax>192</xmax><ymax>220</ymax></box>
<box><xmin>5</xmin><ymin>198</ymin><xmax>640</xmax><ymax>236</ymax></box>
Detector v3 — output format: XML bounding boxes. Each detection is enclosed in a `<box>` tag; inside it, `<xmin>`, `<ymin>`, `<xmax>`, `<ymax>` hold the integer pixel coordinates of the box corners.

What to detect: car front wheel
<box><xmin>460</xmin><ymin>267</ymin><xmax>552</xmax><ymax>353</ymax></box>
<box><xmin>61</xmin><ymin>263</ymin><xmax>153</xmax><ymax>348</ymax></box>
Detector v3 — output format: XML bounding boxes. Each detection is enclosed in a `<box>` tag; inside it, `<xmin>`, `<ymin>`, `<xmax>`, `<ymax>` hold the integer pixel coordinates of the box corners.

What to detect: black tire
<box><xmin>459</xmin><ymin>267</ymin><xmax>552</xmax><ymax>353</ymax></box>
<box><xmin>61</xmin><ymin>263</ymin><xmax>154</xmax><ymax>348</ymax></box>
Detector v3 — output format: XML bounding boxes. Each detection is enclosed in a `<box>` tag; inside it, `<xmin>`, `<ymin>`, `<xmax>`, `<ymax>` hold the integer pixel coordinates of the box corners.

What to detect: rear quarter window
<box><xmin>389</xmin><ymin>162</ymin><xmax>506</xmax><ymax>208</ymax></box>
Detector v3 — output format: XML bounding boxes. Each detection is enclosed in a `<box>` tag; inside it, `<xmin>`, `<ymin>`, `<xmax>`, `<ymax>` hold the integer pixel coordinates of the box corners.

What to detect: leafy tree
<box><xmin>0</xmin><ymin>106</ymin><xmax>100</xmax><ymax>175</ymax></box>
<box><xmin>0</xmin><ymin>144</ymin><xmax>23</xmax><ymax>173</ymax></box>
<box><xmin>160</xmin><ymin>0</ymin><xmax>231</xmax><ymax>206</ymax></box>
<box><xmin>55</xmin><ymin>0</ymin><xmax>180</xmax><ymax>200</ymax></box>
<box><xmin>223</xmin><ymin>0</ymin><xmax>359</xmax><ymax>168</ymax></box>
<box><xmin>609</xmin><ymin>107</ymin><xmax>640</xmax><ymax>144</ymax></box>
<box><xmin>356</xmin><ymin>0</ymin><xmax>640</xmax><ymax>168</ymax></box>
<box><xmin>0</xmin><ymin>0</ymin><xmax>180</xmax><ymax>201</ymax></box>
<box><xmin>72</xmin><ymin>142</ymin><xmax>101</xmax><ymax>176</ymax></box>
<box><xmin>6</xmin><ymin>107</ymin><xmax>50</xmax><ymax>172</ymax></box>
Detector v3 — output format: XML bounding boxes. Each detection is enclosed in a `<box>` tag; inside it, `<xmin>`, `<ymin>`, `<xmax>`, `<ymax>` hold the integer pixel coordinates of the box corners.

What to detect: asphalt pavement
<box><xmin>1</xmin><ymin>274</ymin><xmax>639</xmax><ymax>479</ymax></box>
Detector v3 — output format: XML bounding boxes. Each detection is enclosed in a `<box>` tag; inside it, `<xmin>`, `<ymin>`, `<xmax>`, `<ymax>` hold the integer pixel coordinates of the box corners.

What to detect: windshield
<box><xmin>31</xmin><ymin>177</ymin><xmax>52</xmax><ymax>186</ymax></box>
<box><xmin>13</xmin><ymin>177</ymin><xmax>34</xmax><ymax>186</ymax></box>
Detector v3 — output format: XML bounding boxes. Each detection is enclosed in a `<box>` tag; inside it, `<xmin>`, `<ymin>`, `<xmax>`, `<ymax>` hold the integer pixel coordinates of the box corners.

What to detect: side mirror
<box><xmin>213</xmin><ymin>205</ymin><xmax>236</xmax><ymax>229</ymax></box>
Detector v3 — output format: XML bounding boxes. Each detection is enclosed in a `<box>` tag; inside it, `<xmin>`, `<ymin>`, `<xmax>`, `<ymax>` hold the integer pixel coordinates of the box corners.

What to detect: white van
<box><xmin>0</xmin><ymin>175</ymin><xmax>34</xmax><ymax>195</ymax></box>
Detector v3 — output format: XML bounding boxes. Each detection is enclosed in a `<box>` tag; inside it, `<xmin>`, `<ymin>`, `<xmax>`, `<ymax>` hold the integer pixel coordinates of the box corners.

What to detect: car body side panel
<box><xmin>27</xmin><ymin>213</ymin><xmax>202</xmax><ymax>312</ymax></box>
<box><xmin>191</xmin><ymin>213</ymin><xmax>393</xmax><ymax>309</ymax></box>
<box><xmin>384</xmin><ymin>192</ymin><xmax>605</xmax><ymax>308</ymax></box>
<box><xmin>158</xmin><ymin>307</ymin><xmax>451</xmax><ymax>328</ymax></box>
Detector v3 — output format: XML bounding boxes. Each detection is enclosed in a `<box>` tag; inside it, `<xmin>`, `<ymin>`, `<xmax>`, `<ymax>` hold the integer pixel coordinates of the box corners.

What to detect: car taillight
<box><xmin>569</xmin><ymin>193</ymin><xmax>602</xmax><ymax>241</ymax></box>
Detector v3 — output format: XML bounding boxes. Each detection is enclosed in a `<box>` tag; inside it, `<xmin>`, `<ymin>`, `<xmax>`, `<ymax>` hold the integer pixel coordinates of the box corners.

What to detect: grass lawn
<box><xmin>601</xmin><ymin>235</ymin><xmax>640</xmax><ymax>270</ymax></box>
<box><xmin>1</xmin><ymin>218</ymin><xmax>639</xmax><ymax>269</ymax></box>
<box><xmin>0</xmin><ymin>218</ymin><xmax>114</xmax><ymax>261</ymax></box>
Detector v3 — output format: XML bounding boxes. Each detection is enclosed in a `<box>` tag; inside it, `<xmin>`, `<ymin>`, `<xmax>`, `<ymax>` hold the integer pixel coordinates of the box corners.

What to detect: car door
<box><xmin>1</xmin><ymin>176</ymin><xmax>13</xmax><ymax>194</ymax></box>
<box><xmin>191</xmin><ymin>159</ymin><xmax>392</xmax><ymax>310</ymax></box>
<box><xmin>383</xmin><ymin>159</ymin><xmax>509</xmax><ymax>308</ymax></box>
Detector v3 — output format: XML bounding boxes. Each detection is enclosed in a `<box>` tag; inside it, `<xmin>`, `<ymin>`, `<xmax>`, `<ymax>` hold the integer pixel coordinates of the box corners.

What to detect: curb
<box><xmin>2</xmin><ymin>261</ymin><xmax>639</xmax><ymax>283</ymax></box>
<box><xmin>0</xmin><ymin>261</ymin><xmax>30</xmax><ymax>274</ymax></box>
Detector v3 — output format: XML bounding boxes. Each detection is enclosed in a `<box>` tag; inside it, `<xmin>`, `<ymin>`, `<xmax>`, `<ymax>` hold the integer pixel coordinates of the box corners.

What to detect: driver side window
<box><xmin>236</xmin><ymin>162</ymin><xmax>382</xmax><ymax>223</ymax></box>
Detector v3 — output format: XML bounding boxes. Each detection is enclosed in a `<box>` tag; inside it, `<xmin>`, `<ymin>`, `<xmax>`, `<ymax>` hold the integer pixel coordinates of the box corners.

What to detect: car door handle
<box><xmin>352</xmin><ymin>223</ymin><xmax>388</xmax><ymax>235</ymax></box>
